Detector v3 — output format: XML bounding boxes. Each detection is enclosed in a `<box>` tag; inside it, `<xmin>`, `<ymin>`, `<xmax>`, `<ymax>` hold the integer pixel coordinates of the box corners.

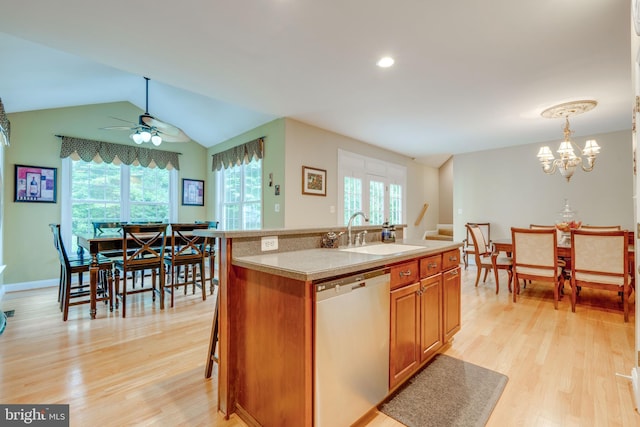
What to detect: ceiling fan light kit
<box><xmin>102</xmin><ymin>77</ymin><xmax>190</xmax><ymax>146</ymax></box>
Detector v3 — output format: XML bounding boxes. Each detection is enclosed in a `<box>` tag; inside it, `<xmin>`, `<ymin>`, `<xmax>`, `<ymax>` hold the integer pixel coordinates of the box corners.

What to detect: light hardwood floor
<box><xmin>1</xmin><ymin>269</ymin><xmax>638</xmax><ymax>426</ymax></box>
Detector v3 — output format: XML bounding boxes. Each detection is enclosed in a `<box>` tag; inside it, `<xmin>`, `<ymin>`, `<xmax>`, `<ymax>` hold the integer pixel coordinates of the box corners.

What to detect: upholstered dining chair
<box><xmin>580</xmin><ymin>225</ymin><xmax>622</xmax><ymax>231</ymax></box>
<box><xmin>465</xmin><ymin>223</ymin><xmax>512</xmax><ymax>293</ymax></box>
<box><xmin>462</xmin><ymin>222</ymin><xmax>491</xmax><ymax>270</ymax></box>
<box><xmin>511</xmin><ymin>227</ymin><xmax>564</xmax><ymax>308</ymax></box>
<box><xmin>163</xmin><ymin>223</ymin><xmax>210</xmax><ymax>308</ymax></box>
<box><xmin>51</xmin><ymin>224</ymin><xmax>113</xmax><ymax>321</ymax></box>
<box><xmin>113</xmin><ymin>223</ymin><xmax>168</xmax><ymax>317</ymax></box>
<box><xmin>570</xmin><ymin>229</ymin><xmax>631</xmax><ymax>322</ymax></box>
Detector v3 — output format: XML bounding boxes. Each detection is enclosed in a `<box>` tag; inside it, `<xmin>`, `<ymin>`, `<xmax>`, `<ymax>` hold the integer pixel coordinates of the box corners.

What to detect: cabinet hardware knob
<box><xmin>450</xmin><ymin>269</ymin><xmax>458</xmax><ymax>276</ymax></box>
<box><xmin>449</xmin><ymin>256</ymin><xmax>458</xmax><ymax>261</ymax></box>
<box><xmin>428</xmin><ymin>263</ymin><xmax>437</xmax><ymax>269</ymax></box>
<box><xmin>399</xmin><ymin>270</ymin><xmax>412</xmax><ymax>277</ymax></box>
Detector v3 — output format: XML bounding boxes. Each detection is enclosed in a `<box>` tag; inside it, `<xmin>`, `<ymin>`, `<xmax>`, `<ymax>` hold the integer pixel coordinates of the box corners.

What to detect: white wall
<box><xmin>453</xmin><ymin>129</ymin><xmax>633</xmax><ymax>241</ymax></box>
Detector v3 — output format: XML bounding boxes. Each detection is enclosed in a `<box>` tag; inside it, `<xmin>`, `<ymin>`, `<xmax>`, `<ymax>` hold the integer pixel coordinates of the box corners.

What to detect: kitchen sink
<box><xmin>339</xmin><ymin>243</ymin><xmax>425</xmax><ymax>256</ymax></box>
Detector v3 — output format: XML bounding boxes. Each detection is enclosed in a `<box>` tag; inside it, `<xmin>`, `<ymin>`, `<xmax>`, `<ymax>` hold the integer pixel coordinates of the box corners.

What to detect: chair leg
<box><xmin>463</xmin><ymin>252</ymin><xmax>468</xmax><ymax>270</ymax></box>
<box><xmin>482</xmin><ymin>267</ymin><xmax>490</xmax><ymax>283</ymax></box>
<box><xmin>62</xmin><ymin>270</ymin><xmax>72</xmax><ymax>321</ymax></box>
<box><xmin>474</xmin><ymin>266</ymin><xmax>482</xmax><ymax>287</ymax></box>
<box><xmin>200</xmin><ymin>259</ymin><xmax>207</xmax><ymax>301</ymax></box>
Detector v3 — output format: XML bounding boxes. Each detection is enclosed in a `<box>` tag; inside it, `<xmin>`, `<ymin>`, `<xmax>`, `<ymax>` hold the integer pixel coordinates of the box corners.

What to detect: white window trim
<box><xmin>337</xmin><ymin>149</ymin><xmax>407</xmax><ymax>225</ymax></box>
<box><xmin>61</xmin><ymin>158</ymin><xmax>177</xmax><ymax>248</ymax></box>
<box><xmin>215</xmin><ymin>159</ymin><xmax>263</xmax><ymax>230</ymax></box>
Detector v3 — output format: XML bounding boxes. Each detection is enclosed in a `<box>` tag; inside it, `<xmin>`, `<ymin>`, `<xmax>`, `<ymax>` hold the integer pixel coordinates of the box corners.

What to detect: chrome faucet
<box><xmin>347</xmin><ymin>211</ymin><xmax>369</xmax><ymax>247</ymax></box>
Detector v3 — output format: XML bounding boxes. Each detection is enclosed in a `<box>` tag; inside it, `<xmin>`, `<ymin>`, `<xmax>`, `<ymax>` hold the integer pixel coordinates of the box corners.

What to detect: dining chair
<box><xmin>465</xmin><ymin>223</ymin><xmax>512</xmax><ymax>293</ymax></box>
<box><xmin>580</xmin><ymin>225</ymin><xmax>622</xmax><ymax>231</ymax></box>
<box><xmin>511</xmin><ymin>227</ymin><xmax>564</xmax><ymax>308</ymax></box>
<box><xmin>113</xmin><ymin>223</ymin><xmax>168</xmax><ymax>317</ymax></box>
<box><xmin>163</xmin><ymin>223</ymin><xmax>210</xmax><ymax>308</ymax></box>
<box><xmin>50</xmin><ymin>223</ymin><xmax>84</xmax><ymax>303</ymax></box>
<box><xmin>92</xmin><ymin>221</ymin><xmax>125</xmax><ymax>236</ymax></box>
<box><xmin>462</xmin><ymin>222</ymin><xmax>490</xmax><ymax>270</ymax></box>
<box><xmin>570</xmin><ymin>229</ymin><xmax>631</xmax><ymax>322</ymax></box>
<box><xmin>196</xmin><ymin>220</ymin><xmax>219</xmax><ymax>293</ymax></box>
<box><xmin>51</xmin><ymin>223</ymin><xmax>113</xmax><ymax>321</ymax></box>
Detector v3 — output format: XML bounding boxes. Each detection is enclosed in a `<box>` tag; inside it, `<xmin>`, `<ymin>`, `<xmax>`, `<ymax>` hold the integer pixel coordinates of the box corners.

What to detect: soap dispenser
<box><xmin>381</xmin><ymin>221</ymin><xmax>391</xmax><ymax>242</ymax></box>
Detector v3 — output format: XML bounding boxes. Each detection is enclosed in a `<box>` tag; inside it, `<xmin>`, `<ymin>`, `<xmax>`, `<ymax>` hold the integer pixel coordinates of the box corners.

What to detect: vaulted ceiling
<box><xmin>0</xmin><ymin>1</ymin><xmax>631</xmax><ymax>167</ymax></box>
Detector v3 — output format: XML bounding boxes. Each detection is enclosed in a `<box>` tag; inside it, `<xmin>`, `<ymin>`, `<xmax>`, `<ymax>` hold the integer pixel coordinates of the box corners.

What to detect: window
<box><xmin>62</xmin><ymin>158</ymin><xmax>177</xmax><ymax>250</ymax></box>
<box><xmin>217</xmin><ymin>159</ymin><xmax>262</xmax><ymax>230</ymax></box>
<box><xmin>338</xmin><ymin>150</ymin><xmax>406</xmax><ymax>226</ymax></box>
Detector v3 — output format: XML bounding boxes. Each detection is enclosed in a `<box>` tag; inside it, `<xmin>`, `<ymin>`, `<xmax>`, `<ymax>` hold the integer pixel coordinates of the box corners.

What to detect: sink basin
<box><xmin>339</xmin><ymin>243</ymin><xmax>425</xmax><ymax>256</ymax></box>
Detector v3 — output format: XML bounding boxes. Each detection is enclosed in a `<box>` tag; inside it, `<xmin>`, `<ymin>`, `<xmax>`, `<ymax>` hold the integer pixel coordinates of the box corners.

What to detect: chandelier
<box><xmin>536</xmin><ymin>100</ymin><xmax>601</xmax><ymax>182</ymax></box>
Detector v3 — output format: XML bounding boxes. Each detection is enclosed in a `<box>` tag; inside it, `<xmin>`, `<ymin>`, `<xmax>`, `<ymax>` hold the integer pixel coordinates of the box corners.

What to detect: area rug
<box><xmin>379</xmin><ymin>354</ymin><xmax>508</xmax><ymax>427</ymax></box>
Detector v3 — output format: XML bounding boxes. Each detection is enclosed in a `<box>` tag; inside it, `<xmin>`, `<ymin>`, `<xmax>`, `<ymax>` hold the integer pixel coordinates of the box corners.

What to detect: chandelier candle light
<box><xmin>536</xmin><ymin>100</ymin><xmax>601</xmax><ymax>182</ymax></box>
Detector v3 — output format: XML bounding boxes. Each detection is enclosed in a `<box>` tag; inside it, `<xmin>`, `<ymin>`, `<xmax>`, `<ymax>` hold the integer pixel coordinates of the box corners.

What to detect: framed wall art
<box><xmin>182</xmin><ymin>178</ymin><xmax>205</xmax><ymax>206</ymax></box>
<box><xmin>14</xmin><ymin>164</ymin><xmax>57</xmax><ymax>203</ymax></box>
<box><xmin>302</xmin><ymin>165</ymin><xmax>326</xmax><ymax>196</ymax></box>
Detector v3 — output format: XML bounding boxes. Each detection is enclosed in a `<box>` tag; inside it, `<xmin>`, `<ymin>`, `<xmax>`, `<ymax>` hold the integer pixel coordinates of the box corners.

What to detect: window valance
<box><xmin>0</xmin><ymin>98</ymin><xmax>10</xmax><ymax>146</ymax></box>
<box><xmin>211</xmin><ymin>137</ymin><xmax>264</xmax><ymax>171</ymax></box>
<box><xmin>59</xmin><ymin>136</ymin><xmax>180</xmax><ymax>170</ymax></box>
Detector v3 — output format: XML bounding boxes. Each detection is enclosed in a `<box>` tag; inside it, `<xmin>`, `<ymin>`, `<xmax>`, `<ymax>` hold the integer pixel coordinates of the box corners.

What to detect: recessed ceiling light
<box><xmin>377</xmin><ymin>57</ymin><xmax>394</xmax><ymax>68</ymax></box>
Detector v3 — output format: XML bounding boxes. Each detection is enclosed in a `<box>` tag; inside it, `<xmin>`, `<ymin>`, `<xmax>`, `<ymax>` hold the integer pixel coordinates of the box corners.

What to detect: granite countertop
<box><xmin>232</xmin><ymin>239</ymin><xmax>462</xmax><ymax>282</ymax></box>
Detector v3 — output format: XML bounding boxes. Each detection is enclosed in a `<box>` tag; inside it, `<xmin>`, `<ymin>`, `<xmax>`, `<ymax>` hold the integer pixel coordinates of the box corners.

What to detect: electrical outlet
<box><xmin>261</xmin><ymin>236</ymin><xmax>278</xmax><ymax>251</ymax></box>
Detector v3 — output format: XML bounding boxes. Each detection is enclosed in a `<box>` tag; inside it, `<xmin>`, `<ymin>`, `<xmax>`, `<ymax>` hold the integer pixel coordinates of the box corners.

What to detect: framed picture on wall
<box><xmin>182</xmin><ymin>178</ymin><xmax>205</xmax><ymax>206</ymax></box>
<box><xmin>14</xmin><ymin>164</ymin><xmax>57</xmax><ymax>203</ymax></box>
<box><xmin>302</xmin><ymin>165</ymin><xmax>326</xmax><ymax>196</ymax></box>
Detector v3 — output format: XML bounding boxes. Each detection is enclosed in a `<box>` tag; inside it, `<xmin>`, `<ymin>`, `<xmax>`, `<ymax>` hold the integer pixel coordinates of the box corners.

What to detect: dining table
<box><xmin>76</xmin><ymin>229</ymin><xmax>213</xmax><ymax>318</ymax></box>
<box><xmin>76</xmin><ymin>232</ymin><xmax>125</xmax><ymax>319</ymax></box>
<box><xmin>491</xmin><ymin>237</ymin><xmax>635</xmax><ymax>291</ymax></box>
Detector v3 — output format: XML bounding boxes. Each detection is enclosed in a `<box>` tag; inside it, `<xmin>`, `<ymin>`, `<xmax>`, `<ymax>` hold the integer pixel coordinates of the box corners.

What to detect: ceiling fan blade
<box><xmin>101</xmin><ymin>125</ymin><xmax>136</xmax><ymax>131</ymax></box>
<box><xmin>108</xmin><ymin>116</ymin><xmax>137</xmax><ymax>125</ymax></box>
<box><xmin>141</xmin><ymin>115</ymin><xmax>191</xmax><ymax>142</ymax></box>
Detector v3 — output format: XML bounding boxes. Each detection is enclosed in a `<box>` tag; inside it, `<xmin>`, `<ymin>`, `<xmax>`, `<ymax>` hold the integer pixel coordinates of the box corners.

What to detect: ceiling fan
<box><xmin>102</xmin><ymin>77</ymin><xmax>190</xmax><ymax>146</ymax></box>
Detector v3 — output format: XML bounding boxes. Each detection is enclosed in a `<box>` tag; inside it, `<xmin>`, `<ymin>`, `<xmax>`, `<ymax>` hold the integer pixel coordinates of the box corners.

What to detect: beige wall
<box><xmin>438</xmin><ymin>156</ymin><xmax>453</xmax><ymax>223</ymax></box>
<box><xmin>453</xmin><ymin>129</ymin><xmax>633</xmax><ymax>241</ymax></box>
<box><xmin>4</xmin><ymin>102</ymin><xmax>209</xmax><ymax>286</ymax></box>
<box><xmin>283</xmin><ymin>118</ymin><xmax>439</xmax><ymax>239</ymax></box>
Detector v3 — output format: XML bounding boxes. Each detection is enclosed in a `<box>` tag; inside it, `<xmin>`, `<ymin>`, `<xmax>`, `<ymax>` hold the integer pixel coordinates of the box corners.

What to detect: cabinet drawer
<box><xmin>420</xmin><ymin>254</ymin><xmax>442</xmax><ymax>278</ymax></box>
<box><xmin>390</xmin><ymin>260</ymin><xmax>419</xmax><ymax>290</ymax></box>
<box><xmin>442</xmin><ymin>249</ymin><xmax>461</xmax><ymax>270</ymax></box>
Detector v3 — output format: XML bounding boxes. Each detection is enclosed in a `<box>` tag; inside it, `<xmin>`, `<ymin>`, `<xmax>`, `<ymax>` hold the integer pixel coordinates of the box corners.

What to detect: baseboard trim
<box><xmin>0</xmin><ymin>279</ymin><xmax>58</xmax><ymax>304</ymax></box>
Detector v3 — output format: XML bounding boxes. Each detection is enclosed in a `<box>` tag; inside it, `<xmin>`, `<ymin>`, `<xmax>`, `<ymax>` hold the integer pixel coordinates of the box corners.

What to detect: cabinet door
<box><xmin>419</xmin><ymin>275</ymin><xmax>443</xmax><ymax>362</ymax></box>
<box><xmin>390</xmin><ymin>282</ymin><xmax>420</xmax><ymax>389</ymax></box>
<box><xmin>443</xmin><ymin>267</ymin><xmax>461</xmax><ymax>341</ymax></box>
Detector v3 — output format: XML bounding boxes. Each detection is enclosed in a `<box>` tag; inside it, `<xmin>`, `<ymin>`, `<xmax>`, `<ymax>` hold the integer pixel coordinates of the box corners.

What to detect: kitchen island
<box><xmin>195</xmin><ymin>227</ymin><xmax>462</xmax><ymax>426</ymax></box>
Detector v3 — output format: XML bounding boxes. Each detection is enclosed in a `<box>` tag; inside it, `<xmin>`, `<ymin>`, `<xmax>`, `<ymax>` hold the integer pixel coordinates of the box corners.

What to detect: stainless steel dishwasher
<box><xmin>314</xmin><ymin>268</ymin><xmax>390</xmax><ymax>427</ymax></box>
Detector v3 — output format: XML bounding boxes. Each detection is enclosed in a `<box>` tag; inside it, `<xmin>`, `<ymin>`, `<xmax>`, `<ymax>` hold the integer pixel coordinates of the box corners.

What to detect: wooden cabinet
<box><xmin>390</xmin><ymin>255</ymin><xmax>445</xmax><ymax>389</ymax></box>
<box><xmin>419</xmin><ymin>274</ymin><xmax>443</xmax><ymax>362</ymax></box>
<box><xmin>390</xmin><ymin>250</ymin><xmax>460</xmax><ymax>389</ymax></box>
<box><xmin>443</xmin><ymin>266</ymin><xmax>461</xmax><ymax>341</ymax></box>
<box><xmin>390</xmin><ymin>282</ymin><xmax>420</xmax><ymax>388</ymax></box>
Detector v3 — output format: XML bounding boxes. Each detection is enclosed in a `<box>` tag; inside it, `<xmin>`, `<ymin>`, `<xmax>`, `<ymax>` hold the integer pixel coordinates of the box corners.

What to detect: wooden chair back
<box><xmin>195</xmin><ymin>220</ymin><xmax>219</xmax><ymax>229</ymax></box>
<box><xmin>580</xmin><ymin>225</ymin><xmax>622</xmax><ymax>232</ymax></box>
<box><xmin>167</xmin><ymin>223</ymin><xmax>210</xmax><ymax>263</ymax></box>
<box><xmin>511</xmin><ymin>227</ymin><xmax>563</xmax><ymax>308</ymax></box>
<box><xmin>465</xmin><ymin>223</ymin><xmax>490</xmax><ymax>250</ymax></box>
<box><xmin>120</xmin><ymin>224</ymin><xmax>168</xmax><ymax>271</ymax></box>
<box><xmin>466</xmin><ymin>223</ymin><xmax>490</xmax><ymax>258</ymax></box>
<box><xmin>529</xmin><ymin>224</ymin><xmax>555</xmax><ymax>229</ymax></box>
<box><xmin>570</xmin><ymin>229</ymin><xmax>630</xmax><ymax>321</ymax></box>
<box><xmin>92</xmin><ymin>221</ymin><xmax>124</xmax><ymax>236</ymax></box>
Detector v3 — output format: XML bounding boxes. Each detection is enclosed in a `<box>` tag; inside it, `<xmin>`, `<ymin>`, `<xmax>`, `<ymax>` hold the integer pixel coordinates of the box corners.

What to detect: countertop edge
<box><xmin>232</xmin><ymin>241</ymin><xmax>463</xmax><ymax>282</ymax></box>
